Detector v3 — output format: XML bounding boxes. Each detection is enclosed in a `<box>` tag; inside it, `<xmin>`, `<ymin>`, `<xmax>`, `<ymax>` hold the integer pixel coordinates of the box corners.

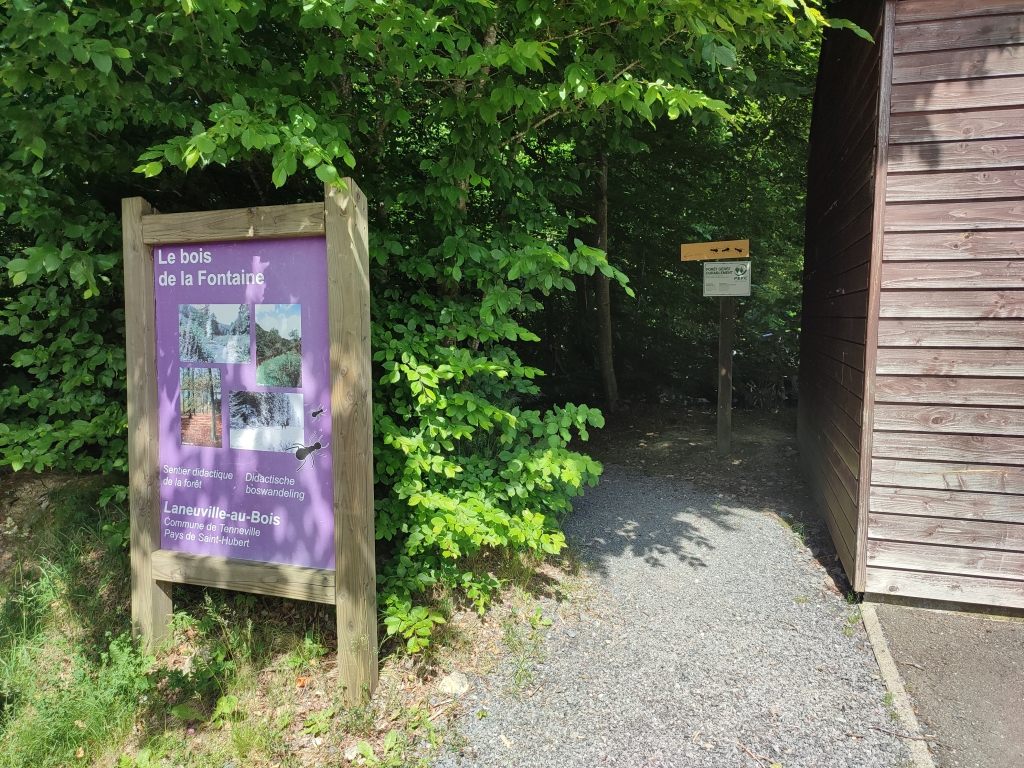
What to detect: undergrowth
<box><xmin>0</xmin><ymin>477</ymin><xmax>452</xmax><ymax>766</ymax></box>
<box><xmin>0</xmin><ymin>474</ymin><xmax>582</xmax><ymax>766</ymax></box>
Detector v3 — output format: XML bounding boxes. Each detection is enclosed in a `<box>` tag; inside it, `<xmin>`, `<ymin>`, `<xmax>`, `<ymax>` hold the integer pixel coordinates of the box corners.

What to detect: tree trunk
<box><xmin>568</xmin><ymin>221</ymin><xmax>595</xmax><ymax>369</ymax></box>
<box><xmin>593</xmin><ymin>152</ymin><xmax>619</xmax><ymax>413</ymax></box>
<box><xmin>208</xmin><ymin>371</ymin><xmax>218</xmax><ymax>442</ymax></box>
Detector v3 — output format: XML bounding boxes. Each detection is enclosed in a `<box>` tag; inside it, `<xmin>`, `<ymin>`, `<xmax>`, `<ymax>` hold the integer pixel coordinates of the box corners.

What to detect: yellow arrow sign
<box><xmin>680</xmin><ymin>239</ymin><xmax>750</xmax><ymax>262</ymax></box>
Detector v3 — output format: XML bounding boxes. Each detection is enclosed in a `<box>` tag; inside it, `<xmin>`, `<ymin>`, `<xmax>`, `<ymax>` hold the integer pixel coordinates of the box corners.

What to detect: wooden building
<box><xmin>800</xmin><ymin>0</ymin><xmax>1024</xmax><ymax>610</ymax></box>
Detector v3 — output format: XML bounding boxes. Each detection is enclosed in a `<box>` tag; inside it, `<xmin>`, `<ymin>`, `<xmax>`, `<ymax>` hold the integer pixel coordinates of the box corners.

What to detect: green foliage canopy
<box><xmin>0</xmin><ymin>0</ymin><xmax>847</xmax><ymax>635</ymax></box>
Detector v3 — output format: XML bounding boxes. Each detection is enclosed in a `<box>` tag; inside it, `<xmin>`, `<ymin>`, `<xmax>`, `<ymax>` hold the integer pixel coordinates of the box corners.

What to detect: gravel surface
<box><xmin>436</xmin><ymin>467</ymin><xmax>910</xmax><ymax>768</ymax></box>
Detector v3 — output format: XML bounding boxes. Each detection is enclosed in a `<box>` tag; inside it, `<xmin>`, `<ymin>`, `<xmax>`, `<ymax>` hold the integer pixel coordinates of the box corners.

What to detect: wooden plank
<box><xmin>886</xmin><ymin>169</ymin><xmax>1024</xmax><ymax>202</ymax></box>
<box><xmin>801</xmin><ymin>384</ymin><xmax>863</xmax><ymax>480</ymax></box>
<box><xmin>820</xmin><ymin>409</ymin><xmax>862</xmax><ymax>501</ymax></box>
<box><xmin>873</xmin><ymin>431</ymin><xmax>1024</xmax><ymax>464</ymax></box>
<box><xmin>123</xmin><ymin>197</ymin><xmax>173</xmax><ymax>651</ymax></box>
<box><xmin>814</xmin><ymin>206</ymin><xmax>875</xmax><ymax>270</ymax></box>
<box><xmin>870</xmin><ymin>485</ymin><xmax>1024</xmax><ymax>523</ymax></box>
<box><xmin>802</xmin><ymin>316</ymin><xmax>866</xmax><ymax>346</ymax></box>
<box><xmin>815</xmin><ymin>177</ymin><xmax>874</xmax><ymax>242</ymax></box>
<box><xmin>872</xmin><ymin>458</ymin><xmax>1024</xmax><ymax>494</ymax></box>
<box><xmin>874</xmin><ymin>403</ymin><xmax>1024</xmax><ymax>436</ymax></box>
<box><xmin>859</xmin><ymin>0</ymin><xmax>895</xmax><ymax>594</ymax></box>
<box><xmin>324</xmin><ymin>180</ymin><xmax>378</xmax><ymax>703</ymax></box>
<box><xmin>893</xmin><ymin>15</ymin><xmax>1024</xmax><ymax>55</ymax></box>
<box><xmin>892</xmin><ymin>74</ymin><xmax>1024</xmax><ymax>113</ymax></box>
<box><xmin>896</xmin><ymin>0</ymin><xmax>1024</xmax><ymax>24</ymax></box>
<box><xmin>810</xmin><ymin>25</ymin><xmax>882</xmax><ymax>196</ymax></box>
<box><xmin>887</xmin><ymin>138</ymin><xmax>1024</xmax><ymax>173</ymax></box>
<box><xmin>802</xmin><ymin>332</ymin><xmax>866</xmax><ymax>370</ymax></box>
<box><xmin>814</xmin><ymin>367</ymin><xmax>866</xmax><ymax>424</ymax></box>
<box><xmin>877</xmin><ymin>319</ymin><xmax>1024</xmax><ymax>347</ymax></box>
<box><xmin>893</xmin><ymin>45</ymin><xmax>1024</xmax><ymax>83</ymax></box>
<box><xmin>804</xmin><ymin>364</ymin><xmax>863</xmax><ymax>424</ymax></box>
<box><xmin>151</xmin><ymin>550</ymin><xmax>335</xmax><ymax>603</ymax></box>
<box><xmin>890</xmin><ymin>106</ymin><xmax>1024</xmax><ymax>144</ymax></box>
<box><xmin>798</xmin><ymin>418</ymin><xmax>859</xmax><ymax>570</ymax></box>
<box><xmin>817</xmin><ymin>194</ymin><xmax>875</xmax><ymax>257</ymax></box>
<box><xmin>885</xmin><ymin>199</ymin><xmax>1024</xmax><ymax>231</ymax></box>
<box><xmin>679</xmin><ymin>239</ymin><xmax>749</xmax><ymax>262</ymax></box>
<box><xmin>800</xmin><ymin>402</ymin><xmax>862</xmax><ymax>500</ymax></box>
<box><xmin>881</xmin><ymin>259</ymin><xmax>1024</xmax><ymax>288</ymax></box>
<box><xmin>868</xmin><ymin>512</ymin><xmax>1024</xmax><ymax>551</ymax></box>
<box><xmin>867</xmin><ymin>540</ymin><xmax>1024</xmax><ymax>581</ymax></box>
<box><xmin>809</xmin><ymin>122</ymin><xmax>877</xmax><ymax>226</ymax></box>
<box><xmin>799</xmin><ymin>440</ymin><xmax>857</xmax><ymax>577</ymax></box>
<box><xmin>812</xmin><ymin>351</ymin><xmax>867</xmax><ymax>399</ymax></box>
<box><xmin>811</xmin><ymin>385</ymin><xmax>864</xmax><ymax>467</ymax></box>
<box><xmin>879</xmin><ymin>290</ymin><xmax>1024</xmax><ymax>318</ymax></box>
<box><xmin>865</xmin><ymin>567</ymin><xmax>1024</xmax><ymax>609</ymax></box>
<box><xmin>805</xmin><ymin>233</ymin><xmax>873</xmax><ymax>288</ymax></box>
<box><xmin>875</xmin><ymin>375</ymin><xmax>1024</xmax><ymax>406</ymax></box>
<box><xmin>877</xmin><ymin>347</ymin><xmax>1024</xmax><ymax>376</ymax></box>
<box><xmin>142</xmin><ymin>202</ymin><xmax>325</xmax><ymax>244</ymax></box>
<box><xmin>883</xmin><ymin>230</ymin><xmax>1024</xmax><ymax>260</ymax></box>
<box><xmin>816</xmin><ymin>262</ymin><xmax>871</xmax><ymax>302</ymax></box>
<box><xmin>803</xmin><ymin>291</ymin><xmax>870</xmax><ymax>321</ymax></box>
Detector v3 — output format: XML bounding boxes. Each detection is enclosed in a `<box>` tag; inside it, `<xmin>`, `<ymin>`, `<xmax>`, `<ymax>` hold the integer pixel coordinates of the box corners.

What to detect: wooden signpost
<box><xmin>680</xmin><ymin>239</ymin><xmax>751</xmax><ymax>455</ymax></box>
<box><xmin>679</xmin><ymin>239</ymin><xmax>749</xmax><ymax>262</ymax></box>
<box><xmin>123</xmin><ymin>180</ymin><xmax>377</xmax><ymax>703</ymax></box>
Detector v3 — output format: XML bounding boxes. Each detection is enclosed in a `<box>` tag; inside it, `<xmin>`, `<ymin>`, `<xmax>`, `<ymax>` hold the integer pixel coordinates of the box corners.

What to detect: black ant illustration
<box><xmin>288</xmin><ymin>430</ymin><xmax>329</xmax><ymax>471</ymax></box>
<box><xmin>310</xmin><ymin>404</ymin><xmax>325</xmax><ymax>421</ymax></box>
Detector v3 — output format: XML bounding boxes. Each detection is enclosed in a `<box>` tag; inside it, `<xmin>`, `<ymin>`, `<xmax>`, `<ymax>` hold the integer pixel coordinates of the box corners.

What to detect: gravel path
<box><xmin>436</xmin><ymin>467</ymin><xmax>911</xmax><ymax>768</ymax></box>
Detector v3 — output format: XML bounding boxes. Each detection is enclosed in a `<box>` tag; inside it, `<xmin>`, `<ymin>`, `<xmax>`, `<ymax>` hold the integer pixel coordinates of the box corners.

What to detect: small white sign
<box><xmin>703</xmin><ymin>261</ymin><xmax>751</xmax><ymax>297</ymax></box>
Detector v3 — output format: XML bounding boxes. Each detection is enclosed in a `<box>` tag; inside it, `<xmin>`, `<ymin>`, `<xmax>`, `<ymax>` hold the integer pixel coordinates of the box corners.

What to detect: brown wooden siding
<box><xmin>868</xmin><ymin>0</ymin><xmax>1024</xmax><ymax>609</ymax></box>
<box><xmin>799</xmin><ymin>0</ymin><xmax>887</xmax><ymax>584</ymax></box>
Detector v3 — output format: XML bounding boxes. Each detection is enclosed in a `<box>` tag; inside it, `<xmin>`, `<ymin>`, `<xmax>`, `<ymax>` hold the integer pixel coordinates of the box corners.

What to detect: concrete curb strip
<box><xmin>861</xmin><ymin>603</ymin><xmax>936</xmax><ymax>768</ymax></box>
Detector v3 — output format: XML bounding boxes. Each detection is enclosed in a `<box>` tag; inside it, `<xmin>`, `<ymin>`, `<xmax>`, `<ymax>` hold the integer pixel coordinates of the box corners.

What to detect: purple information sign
<box><xmin>154</xmin><ymin>237</ymin><xmax>334</xmax><ymax>570</ymax></box>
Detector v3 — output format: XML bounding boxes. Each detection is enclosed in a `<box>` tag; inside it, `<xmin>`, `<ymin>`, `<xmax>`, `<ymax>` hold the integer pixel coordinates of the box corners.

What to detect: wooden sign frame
<box><xmin>122</xmin><ymin>180</ymin><xmax>377</xmax><ymax>703</ymax></box>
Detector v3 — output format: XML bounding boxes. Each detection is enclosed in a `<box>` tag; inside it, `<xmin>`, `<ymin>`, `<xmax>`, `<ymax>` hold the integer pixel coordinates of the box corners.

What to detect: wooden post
<box><xmin>717</xmin><ymin>297</ymin><xmax>735</xmax><ymax>455</ymax></box>
<box><xmin>123</xmin><ymin>197</ymin><xmax>174</xmax><ymax>650</ymax></box>
<box><xmin>324</xmin><ymin>180</ymin><xmax>378</xmax><ymax>703</ymax></box>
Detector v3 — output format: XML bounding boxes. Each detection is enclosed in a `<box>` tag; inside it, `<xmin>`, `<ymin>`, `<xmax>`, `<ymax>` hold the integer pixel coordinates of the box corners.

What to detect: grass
<box><xmin>0</xmin><ymin>475</ymin><xmax>448</xmax><ymax>766</ymax></box>
<box><xmin>0</xmin><ymin>472</ymin><xmax>588</xmax><ymax>767</ymax></box>
<box><xmin>882</xmin><ymin>691</ymin><xmax>900</xmax><ymax>721</ymax></box>
<box><xmin>499</xmin><ymin>609</ymin><xmax>548</xmax><ymax>692</ymax></box>
<box><xmin>0</xmin><ymin>477</ymin><xmax>146</xmax><ymax>768</ymax></box>
<box><xmin>844</xmin><ymin>607</ymin><xmax>863</xmax><ymax>637</ymax></box>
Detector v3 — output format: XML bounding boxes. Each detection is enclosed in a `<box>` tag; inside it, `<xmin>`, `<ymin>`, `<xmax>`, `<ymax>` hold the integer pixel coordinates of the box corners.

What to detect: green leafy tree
<box><xmin>0</xmin><ymin>0</ymin><xmax>852</xmax><ymax>638</ymax></box>
<box><xmin>537</xmin><ymin>42</ymin><xmax>817</xmax><ymax>408</ymax></box>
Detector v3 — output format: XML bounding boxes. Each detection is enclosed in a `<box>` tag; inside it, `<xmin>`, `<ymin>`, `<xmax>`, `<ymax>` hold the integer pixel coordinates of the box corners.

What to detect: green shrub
<box><xmin>0</xmin><ymin>0</ymin><xmax>837</xmax><ymax>642</ymax></box>
<box><xmin>255</xmin><ymin>351</ymin><xmax>302</xmax><ymax>388</ymax></box>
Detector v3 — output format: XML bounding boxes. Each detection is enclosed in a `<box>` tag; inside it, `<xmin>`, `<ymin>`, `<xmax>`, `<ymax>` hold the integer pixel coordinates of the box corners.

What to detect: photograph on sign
<box><xmin>255</xmin><ymin>303</ymin><xmax>303</xmax><ymax>387</ymax></box>
<box><xmin>179</xmin><ymin>303</ymin><xmax>252</xmax><ymax>363</ymax></box>
<box><xmin>703</xmin><ymin>260</ymin><xmax>751</xmax><ymax>297</ymax></box>
<box><xmin>154</xmin><ymin>238</ymin><xmax>335</xmax><ymax>570</ymax></box>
